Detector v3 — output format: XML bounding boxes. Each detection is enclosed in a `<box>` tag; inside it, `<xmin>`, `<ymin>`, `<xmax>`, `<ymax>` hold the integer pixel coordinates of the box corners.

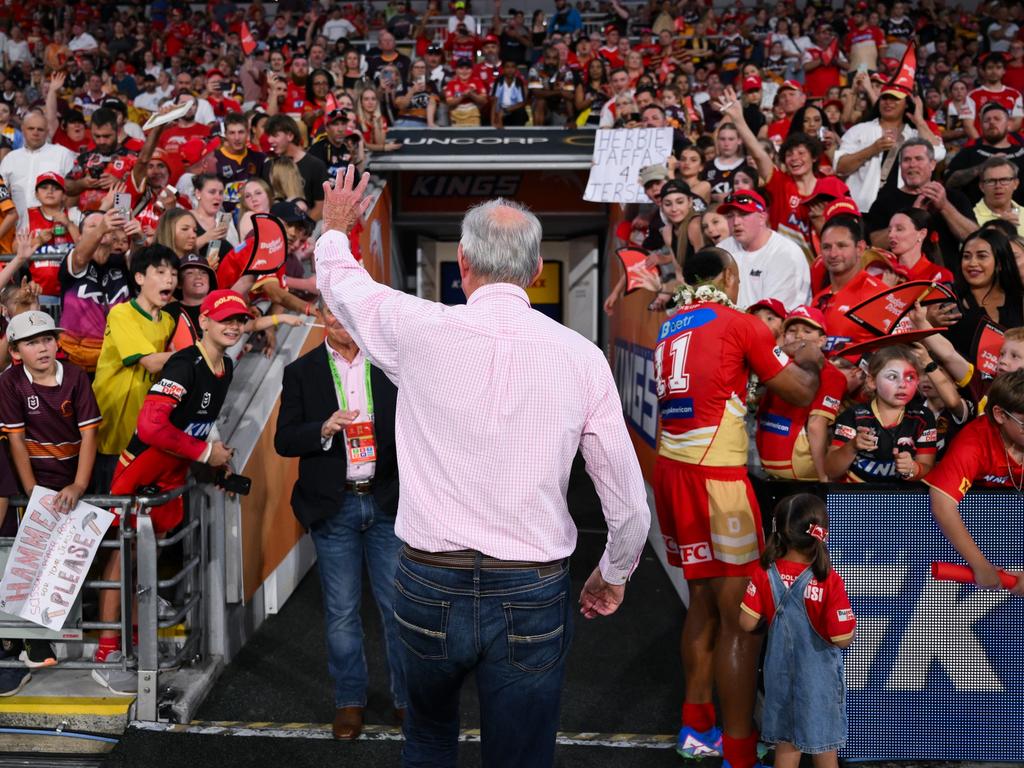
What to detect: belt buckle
<box><xmin>350</xmin><ymin>480</ymin><xmax>373</xmax><ymax>495</ymax></box>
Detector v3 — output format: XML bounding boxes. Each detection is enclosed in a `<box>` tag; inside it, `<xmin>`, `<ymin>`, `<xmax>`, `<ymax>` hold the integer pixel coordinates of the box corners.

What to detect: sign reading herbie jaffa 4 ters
<box><xmin>584</xmin><ymin>128</ymin><xmax>673</xmax><ymax>204</ymax></box>
<box><xmin>0</xmin><ymin>487</ymin><xmax>114</xmax><ymax>631</ymax></box>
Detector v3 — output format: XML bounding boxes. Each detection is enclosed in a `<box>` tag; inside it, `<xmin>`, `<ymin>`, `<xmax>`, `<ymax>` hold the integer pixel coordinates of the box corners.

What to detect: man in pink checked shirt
<box><xmin>314</xmin><ymin>167</ymin><xmax>651</xmax><ymax>768</ymax></box>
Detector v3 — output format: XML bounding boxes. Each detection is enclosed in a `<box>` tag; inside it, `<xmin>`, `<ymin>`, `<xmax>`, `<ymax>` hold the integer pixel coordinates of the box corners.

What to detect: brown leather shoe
<box><xmin>333</xmin><ymin>706</ymin><xmax>364</xmax><ymax>740</ymax></box>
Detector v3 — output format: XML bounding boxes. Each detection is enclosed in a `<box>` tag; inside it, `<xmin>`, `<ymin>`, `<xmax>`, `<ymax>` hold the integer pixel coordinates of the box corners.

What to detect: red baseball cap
<box><xmin>718</xmin><ymin>190</ymin><xmax>767</xmax><ymax>216</ymax></box>
<box><xmin>35</xmin><ymin>172</ymin><xmax>66</xmax><ymax>191</ymax></box>
<box><xmin>824</xmin><ymin>196</ymin><xmax>861</xmax><ymax>221</ymax></box>
<box><xmin>748</xmin><ymin>298</ymin><xmax>787</xmax><ymax>319</ymax></box>
<box><xmin>783</xmin><ymin>305</ymin><xmax>828</xmax><ymax>333</ymax></box>
<box><xmin>482</xmin><ymin>33</ymin><xmax>499</xmax><ymax>45</ymax></box>
<box><xmin>779</xmin><ymin>80</ymin><xmax>804</xmax><ymax>92</ymax></box>
<box><xmin>200</xmin><ymin>289</ymin><xmax>255</xmax><ymax>322</ymax></box>
<box><xmin>604</xmin><ymin>23</ymin><xmax>619</xmax><ymax>34</ymax></box>
<box><xmin>742</xmin><ymin>75</ymin><xmax>763</xmax><ymax>92</ymax></box>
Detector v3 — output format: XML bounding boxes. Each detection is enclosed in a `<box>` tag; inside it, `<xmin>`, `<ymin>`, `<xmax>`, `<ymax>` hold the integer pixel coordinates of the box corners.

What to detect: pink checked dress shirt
<box><xmin>315</xmin><ymin>230</ymin><xmax>649</xmax><ymax>584</ymax></box>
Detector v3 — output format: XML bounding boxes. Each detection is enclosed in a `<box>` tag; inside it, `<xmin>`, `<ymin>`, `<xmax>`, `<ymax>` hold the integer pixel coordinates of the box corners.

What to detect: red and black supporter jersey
<box><xmin>67</xmin><ymin>145</ymin><xmax>138</xmax><ymax>212</ymax></box>
<box><xmin>123</xmin><ymin>345</ymin><xmax>233</xmax><ymax>463</ymax></box>
<box><xmin>831</xmin><ymin>400</ymin><xmax>937</xmax><ymax>482</ymax></box>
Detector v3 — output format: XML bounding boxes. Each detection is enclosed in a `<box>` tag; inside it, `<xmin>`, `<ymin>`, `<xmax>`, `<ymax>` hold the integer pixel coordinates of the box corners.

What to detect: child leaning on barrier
<box><xmin>0</xmin><ymin>309</ymin><xmax>102</xmax><ymax>673</ymax></box>
<box><xmin>739</xmin><ymin>494</ymin><xmax>855</xmax><ymax>768</ymax></box>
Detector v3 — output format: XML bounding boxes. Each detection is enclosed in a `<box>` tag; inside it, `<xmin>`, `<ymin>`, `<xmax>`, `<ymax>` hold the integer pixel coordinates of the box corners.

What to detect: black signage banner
<box><xmin>369</xmin><ymin>128</ymin><xmax>595</xmax><ymax>171</ymax></box>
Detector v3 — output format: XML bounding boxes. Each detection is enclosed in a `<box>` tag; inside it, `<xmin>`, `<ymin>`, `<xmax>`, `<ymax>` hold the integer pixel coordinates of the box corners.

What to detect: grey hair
<box><xmin>459</xmin><ymin>198</ymin><xmax>542</xmax><ymax>288</ymax></box>
<box><xmin>980</xmin><ymin>154</ymin><xmax>1019</xmax><ymax>180</ymax></box>
<box><xmin>899</xmin><ymin>137</ymin><xmax>935</xmax><ymax>162</ymax></box>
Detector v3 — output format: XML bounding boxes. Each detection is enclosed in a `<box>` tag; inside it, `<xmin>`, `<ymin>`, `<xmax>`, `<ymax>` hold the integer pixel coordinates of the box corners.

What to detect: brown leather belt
<box><xmin>345</xmin><ymin>479</ymin><xmax>374</xmax><ymax>495</ymax></box>
<box><xmin>403</xmin><ymin>545</ymin><xmax>566</xmax><ymax>573</ymax></box>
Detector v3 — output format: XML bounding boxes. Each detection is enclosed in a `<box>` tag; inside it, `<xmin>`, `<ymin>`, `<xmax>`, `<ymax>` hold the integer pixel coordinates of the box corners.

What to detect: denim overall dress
<box><xmin>760</xmin><ymin>564</ymin><xmax>847</xmax><ymax>754</ymax></box>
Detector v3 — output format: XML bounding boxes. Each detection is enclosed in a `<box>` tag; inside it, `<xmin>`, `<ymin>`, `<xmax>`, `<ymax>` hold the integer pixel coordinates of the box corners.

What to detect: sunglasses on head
<box><xmin>724</xmin><ymin>193</ymin><xmax>764</xmax><ymax>211</ymax></box>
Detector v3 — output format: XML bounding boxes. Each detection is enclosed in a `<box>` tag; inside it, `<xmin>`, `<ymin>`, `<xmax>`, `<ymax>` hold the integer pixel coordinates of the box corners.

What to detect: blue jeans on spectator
<box><xmin>309</xmin><ymin>493</ymin><xmax>406</xmax><ymax>710</ymax></box>
<box><xmin>395</xmin><ymin>553</ymin><xmax>573</xmax><ymax>768</ymax></box>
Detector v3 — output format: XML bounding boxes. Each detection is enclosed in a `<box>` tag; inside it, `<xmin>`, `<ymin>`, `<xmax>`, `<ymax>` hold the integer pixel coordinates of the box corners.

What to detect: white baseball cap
<box><xmin>6</xmin><ymin>311</ymin><xmax>64</xmax><ymax>344</ymax></box>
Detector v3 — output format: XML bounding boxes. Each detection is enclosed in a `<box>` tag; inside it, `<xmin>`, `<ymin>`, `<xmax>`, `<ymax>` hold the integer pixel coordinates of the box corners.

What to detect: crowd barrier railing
<box><xmin>0</xmin><ymin>481</ymin><xmax>203</xmax><ymax>722</ymax></box>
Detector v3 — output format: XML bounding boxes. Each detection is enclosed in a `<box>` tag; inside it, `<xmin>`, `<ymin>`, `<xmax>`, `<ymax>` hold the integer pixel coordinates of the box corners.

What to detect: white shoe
<box><xmin>91</xmin><ymin>652</ymin><xmax>138</xmax><ymax>696</ymax></box>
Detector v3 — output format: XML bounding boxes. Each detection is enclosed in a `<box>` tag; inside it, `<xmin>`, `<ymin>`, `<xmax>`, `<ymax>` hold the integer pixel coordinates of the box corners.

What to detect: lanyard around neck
<box><xmin>326</xmin><ymin>348</ymin><xmax>374</xmax><ymax>418</ymax></box>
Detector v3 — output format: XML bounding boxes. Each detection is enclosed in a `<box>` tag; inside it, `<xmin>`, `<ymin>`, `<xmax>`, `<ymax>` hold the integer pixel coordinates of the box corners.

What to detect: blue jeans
<box><xmin>309</xmin><ymin>493</ymin><xmax>407</xmax><ymax>709</ymax></box>
<box><xmin>394</xmin><ymin>553</ymin><xmax>573</xmax><ymax>768</ymax></box>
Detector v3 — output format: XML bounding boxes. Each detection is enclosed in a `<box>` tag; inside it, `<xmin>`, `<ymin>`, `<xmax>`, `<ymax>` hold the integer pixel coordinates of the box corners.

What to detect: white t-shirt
<box><xmin>448</xmin><ymin>14</ymin><xmax>478</xmax><ymax>33</ymax></box>
<box><xmin>987</xmin><ymin>23</ymin><xmax>1020</xmax><ymax>52</ymax></box>
<box><xmin>323</xmin><ymin>18</ymin><xmax>358</xmax><ymax>42</ymax></box>
<box><xmin>5</xmin><ymin>39</ymin><xmax>32</xmax><ymax>65</ymax></box>
<box><xmin>719</xmin><ymin>231</ymin><xmax>811</xmax><ymax>311</ymax></box>
<box><xmin>68</xmin><ymin>33</ymin><xmax>99</xmax><ymax>52</ymax></box>
<box><xmin>0</xmin><ymin>143</ymin><xmax>77</xmax><ymax>226</ymax></box>
<box><xmin>833</xmin><ymin>119</ymin><xmax>946</xmax><ymax>213</ymax></box>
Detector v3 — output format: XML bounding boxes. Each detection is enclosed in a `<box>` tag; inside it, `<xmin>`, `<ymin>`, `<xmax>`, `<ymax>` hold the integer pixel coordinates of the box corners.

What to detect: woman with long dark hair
<box><xmin>303</xmin><ymin>67</ymin><xmax>335</xmax><ymax>133</ymax></box>
<box><xmin>574</xmin><ymin>58</ymin><xmax>610</xmax><ymax>127</ymax></box>
<box><xmin>939</xmin><ymin>227</ymin><xmax>1024</xmax><ymax>356</ymax></box>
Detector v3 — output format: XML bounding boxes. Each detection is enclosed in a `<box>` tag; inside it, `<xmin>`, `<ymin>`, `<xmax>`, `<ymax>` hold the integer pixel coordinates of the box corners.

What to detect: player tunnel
<box><xmin>370</xmin><ymin>127</ymin><xmax>616</xmax><ymax>345</ymax></box>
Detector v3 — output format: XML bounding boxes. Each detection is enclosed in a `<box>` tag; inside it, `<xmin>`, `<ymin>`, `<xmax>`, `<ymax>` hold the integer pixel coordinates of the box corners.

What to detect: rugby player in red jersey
<box><xmin>653</xmin><ymin>247</ymin><xmax>823</xmax><ymax>768</ymax></box>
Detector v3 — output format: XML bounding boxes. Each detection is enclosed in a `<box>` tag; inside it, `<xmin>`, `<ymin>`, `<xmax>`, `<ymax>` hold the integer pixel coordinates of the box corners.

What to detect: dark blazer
<box><xmin>275</xmin><ymin>343</ymin><xmax>399</xmax><ymax>529</ymax></box>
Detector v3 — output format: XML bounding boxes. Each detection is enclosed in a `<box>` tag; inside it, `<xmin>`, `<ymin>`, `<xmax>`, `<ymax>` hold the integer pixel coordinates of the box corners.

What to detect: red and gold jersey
<box><xmin>812</xmin><ymin>270</ymin><xmax>887</xmax><ymax>353</ymax></box>
<box><xmin>655</xmin><ymin>302</ymin><xmax>789</xmax><ymax>467</ymax></box>
<box><xmin>757</xmin><ymin>360</ymin><xmax>847</xmax><ymax>480</ymax></box>
<box><xmin>924</xmin><ymin>416</ymin><xmax>1023</xmax><ymax>502</ymax></box>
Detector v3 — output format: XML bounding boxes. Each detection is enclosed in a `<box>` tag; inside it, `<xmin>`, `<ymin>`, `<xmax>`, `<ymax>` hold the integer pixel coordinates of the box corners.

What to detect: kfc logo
<box><xmin>681</xmin><ymin>542</ymin><xmax>712</xmax><ymax>565</ymax></box>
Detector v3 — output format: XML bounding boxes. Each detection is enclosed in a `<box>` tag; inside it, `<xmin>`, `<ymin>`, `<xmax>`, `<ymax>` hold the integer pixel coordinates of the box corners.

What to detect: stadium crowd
<box><xmin>0</xmin><ymin>0</ymin><xmax>1022</xmax><ymax>764</ymax></box>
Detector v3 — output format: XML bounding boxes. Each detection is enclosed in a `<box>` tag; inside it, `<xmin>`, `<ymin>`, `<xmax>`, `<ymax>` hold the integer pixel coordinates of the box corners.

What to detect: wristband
<box><xmin>272</xmin><ymin>314</ymin><xmax>279</xmax><ymax>326</ymax></box>
<box><xmin>304</xmin><ymin>302</ymin><xmax>312</xmax><ymax>316</ymax></box>
<box><xmin>923</xmin><ymin>361</ymin><xmax>939</xmax><ymax>374</ymax></box>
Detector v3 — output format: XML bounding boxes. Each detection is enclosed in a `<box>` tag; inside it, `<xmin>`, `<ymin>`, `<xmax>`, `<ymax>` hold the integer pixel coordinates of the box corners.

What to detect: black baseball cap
<box><xmin>981</xmin><ymin>100</ymin><xmax>1010</xmax><ymax>116</ymax></box>
<box><xmin>179</xmin><ymin>252</ymin><xmax>218</xmax><ymax>286</ymax></box>
<box><xmin>660</xmin><ymin>180</ymin><xmax>693</xmax><ymax>199</ymax></box>
<box><xmin>270</xmin><ymin>200</ymin><xmax>313</xmax><ymax>226</ymax></box>
<box><xmin>456</xmin><ymin>57</ymin><xmax>473</xmax><ymax>68</ymax></box>
<box><xmin>326</xmin><ymin>108</ymin><xmax>350</xmax><ymax>123</ymax></box>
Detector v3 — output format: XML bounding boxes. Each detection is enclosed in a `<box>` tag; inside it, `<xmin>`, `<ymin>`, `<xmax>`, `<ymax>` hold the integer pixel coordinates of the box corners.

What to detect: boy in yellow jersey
<box><xmin>92</xmin><ymin>244</ymin><xmax>177</xmax><ymax>490</ymax></box>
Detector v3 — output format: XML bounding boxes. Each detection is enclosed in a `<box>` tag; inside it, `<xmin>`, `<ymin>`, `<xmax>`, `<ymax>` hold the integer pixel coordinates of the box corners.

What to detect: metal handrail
<box><xmin>0</xmin><ymin>480</ymin><xmax>205</xmax><ymax>720</ymax></box>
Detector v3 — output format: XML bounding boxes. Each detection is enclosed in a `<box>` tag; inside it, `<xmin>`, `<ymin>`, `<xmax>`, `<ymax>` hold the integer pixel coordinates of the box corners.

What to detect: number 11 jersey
<box><xmin>655</xmin><ymin>303</ymin><xmax>789</xmax><ymax>467</ymax></box>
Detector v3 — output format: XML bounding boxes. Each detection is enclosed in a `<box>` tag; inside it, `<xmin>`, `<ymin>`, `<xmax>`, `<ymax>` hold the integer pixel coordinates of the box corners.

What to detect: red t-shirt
<box><xmin>803</xmin><ymin>47</ymin><xmax>841</xmax><ymax>99</ymax></box>
<box><xmin>903</xmin><ymin>256</ymin><xmax>954</xmax><ymax>284</ymax></box>
<box><xmin>598</xmin><ymin>47</ymin><xmax>624</xmax><ymax>69</ymax></box>
<box><xmin>656</xmin><ymin>302</ymin><xmax>789</xmax><ymax>467</ymax></box>
<box><xmin>742</xmin><ymin>558</ymin><xmax>856</xmax><ymax>645</ymax></box>
<box><xmin>444</xmin><ymin>76</ymin><xmax>486</xmax><ymax>104</ymax></box>
<box><xmin>757</xmin><ymin>360</ymin><xmax>847</xmax><ymax>480</ymax></box>
<box><xmin>966</xmin><ymin>85</ymin><xmax>1024</xmax><ymax>132</ymax></box>
<box><xmin>813</xmin><ymin>270</ymin><xmax>888</xmax><ymax>352</ymax></box>
<box><xmin>26</xmin><ymin>207</ymin><xmax>75</xmax><ymax>296</ymax></box>
<box><xmin>767</xmin><ymin>116</ymin><xmax>792</xmax><ymax>147</ymax></box>
<box><xmin>158</xmin><ymin>123</ymin><xmax>211</xmax><ymax>153</ymax></box>
<box><xmin>924</xmin><ymin>416</ymin><xmax>1024</xmax><ymax>502</ymax></box>
<box><xmin>282</xmin><ymin>83</ymin><xmax>308</xmax><ymax>117</ymax></box>
<box><xmin>843</xmin><ymin>25</ymin><xmax>885</xmax><ymax>53</ymax></box>
<box><xmin>1005</xmin><ymin>64</ymin><xmax>1024</xmax><ymax>95</ymax></box>
<box><xmin>766</xmin><ymin>172</ymin><xmax>849</xmax><ymax>260</ymax></box>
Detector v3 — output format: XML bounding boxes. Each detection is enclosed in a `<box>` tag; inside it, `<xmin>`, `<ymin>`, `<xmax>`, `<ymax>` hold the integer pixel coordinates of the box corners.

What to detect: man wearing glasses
<box><xmin>973</xmin><ymin>155</ymin><xmax>1024</xmax><ymax>237</ymax></box>
<box><xmin>925</xmin><ymin>369</ymin><xmax>1024</xmax><ymax>595</ymax></box>
<box><xmin>945</xmin><ymin>101</ymin><xmax>1024</xmax><ymax>206</ymax></box>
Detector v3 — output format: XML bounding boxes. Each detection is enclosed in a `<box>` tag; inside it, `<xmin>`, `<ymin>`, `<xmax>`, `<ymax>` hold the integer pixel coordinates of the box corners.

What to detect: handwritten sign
<box><xmin>584</xmin><ymin>128</ymin><xmax>673</xmax><ymax>204</ymax></box>
<box><xmin>0</xmin><ymin>487</ymin><xmax>114</xmax><ymax>631</ymax></box>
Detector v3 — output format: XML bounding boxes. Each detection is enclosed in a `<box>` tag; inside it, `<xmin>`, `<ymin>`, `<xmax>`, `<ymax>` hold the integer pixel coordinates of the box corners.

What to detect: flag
<box><xmin>241</xmin><ymin>22</ymin><xmax>257</xmax><ymax>55</ymax></box>
<box><xmin>168</xmin><ymin>312</ymin><xmax>198</xmax><ymax>351</ymax></box>
<box><xmin>616</xmin><ymin>248</ymin><xmax>659</xmax><ymax>295</ymax></box>
<box><xmin>243</xmin><ymin>214</ymin><xmax>288</xmax><ymax>274</ymax></box>
<box><xmin>972</xmin><ymin>320</ymin><xmax>1004</xmax><ymax>378</ymax></box>
<box><xmin>833</xmin><ymin>327</ymin><xmax>948</xmax><ymax>360</ymax></box>
<box><xmin>821</xmin><ymin>37</ymin><xmax>839</xmax><ymax>67</ymax></box>
<box><xmin>325</xmin><ymin>91</ymin><xmax>339</xmax><ymax>114</ymax></box>
<box><xmin>844</xmin><ymin>280</ymin><xmax>955</xmax><ymax>335</ymax></box>
<box><xmin>881</xmin><ymin>43</ymin><xmax>916</xmax><ymax>97</ymax></box>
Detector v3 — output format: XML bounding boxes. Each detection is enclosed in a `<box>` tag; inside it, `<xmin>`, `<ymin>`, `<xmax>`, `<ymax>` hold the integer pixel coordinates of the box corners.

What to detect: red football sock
<box><xmin>95</xmin><ymin>635</ymin><xmax>120</xmax><ymax>662</ymax></box>
<box><xmin>681</xmin><ymin>702</ymin><xmax>716</xmax><ymax>732</ymax></box>
<box><xmin>722</xmin><ymin>732</ymin><xmax>759</xmax><ymax>768</ymax></box>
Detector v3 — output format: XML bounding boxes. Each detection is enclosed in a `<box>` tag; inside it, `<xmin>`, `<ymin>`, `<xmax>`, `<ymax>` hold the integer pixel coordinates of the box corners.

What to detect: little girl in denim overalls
<box><xmin>739</xmin><ymin>493</ymin><xmax>856</xmax><ymax>768</ymax></box>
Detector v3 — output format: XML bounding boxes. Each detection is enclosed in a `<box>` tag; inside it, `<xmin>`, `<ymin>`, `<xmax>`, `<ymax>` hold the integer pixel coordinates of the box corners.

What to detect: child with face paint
<box><xmin>825</xmin><ymin>345</ymin><xmax>938</xmax><ymax>483</ymax></box>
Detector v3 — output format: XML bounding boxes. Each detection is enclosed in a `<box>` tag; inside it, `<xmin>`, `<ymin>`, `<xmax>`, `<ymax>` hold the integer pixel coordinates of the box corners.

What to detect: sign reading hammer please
<box><xmin>0</xmin><ymin>487</ymin><xmax>114</xmax><ymax>630</ymax></box>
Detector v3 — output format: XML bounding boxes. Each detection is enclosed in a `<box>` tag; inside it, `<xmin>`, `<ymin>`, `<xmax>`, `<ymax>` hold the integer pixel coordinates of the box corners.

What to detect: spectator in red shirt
<box><xmin>965</xmin><ymin>52</ymin><xmax>1024</xmax><ymax>139</ymax></box>
<box><xmin>885</xmin><ymin>208</ymin><xmax>955</xmax><ymax>283</ymax></box>
<box><xmin>766</xmin><ymin>81</ymin><xmax>806</xmax><ymax>147</ymax></box>
<box><xmin>926</xmin><ymin>369</ymin><xmax>1024</xmax><ymax>594</ymax></box>
<box><xmin>444</xmin><ymin>58</ymin><xmax>489</xmax><ymax>127</ymax></box>
<box><xmin>64</xmin><ymin>108</ymin><xmax>138</xmax><ymax>213</ymax></box>
<box><xmin>1005</xmin><ymin>40</ymin><xmax>1024</xmax><ymax>94</ymax></box>
<box><xmin>157</xmin><ymin>94</ymin><xmax>212</xmax><ymax>153</ymax></box>
<box><xmin>803</xmin><ymin>24</ymin><xmax>847</xmax><ymax>101</ymax></box>
<box><xmin>26</xmin><ymin>173</ymin><xmax>78</xmax><ymax>299</ymax></box>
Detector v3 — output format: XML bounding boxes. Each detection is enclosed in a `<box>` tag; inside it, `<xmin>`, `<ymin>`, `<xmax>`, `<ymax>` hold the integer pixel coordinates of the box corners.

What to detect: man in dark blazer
<box><xmin>275</xmin><ymin>299</ymin><xmax>405</xmax><ymax>741</ymax></box>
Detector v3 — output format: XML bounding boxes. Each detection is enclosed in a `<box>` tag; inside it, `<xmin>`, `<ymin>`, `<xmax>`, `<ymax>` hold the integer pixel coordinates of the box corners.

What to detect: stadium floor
<box><xmin>105</xmin><ymin>459</ymin><xmax>691</xmax><ymax>767</ymax></box>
